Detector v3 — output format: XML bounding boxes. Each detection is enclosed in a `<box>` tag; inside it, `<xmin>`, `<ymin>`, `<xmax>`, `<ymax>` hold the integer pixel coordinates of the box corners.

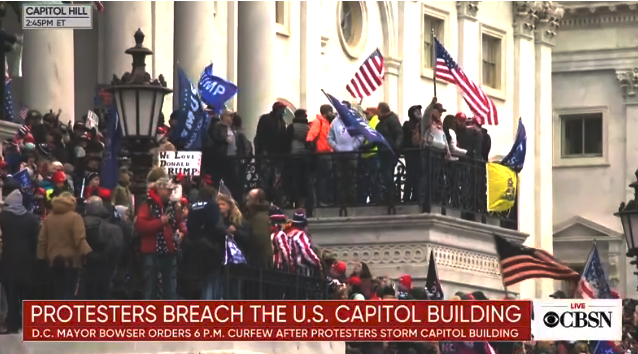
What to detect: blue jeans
<box><xmin>201</xmin><ymin>269</ymin><xmax>223</xmax><ymax>300</ymax></box>
<box><xmin>315</xmin><ymin>155</ymin><xmax>333</xmax><ymax>205</ymax></box>
<box><xmin>143</xmin><ymin>254</ymin><xmax>177</xmax><ymax>300</ymax></box>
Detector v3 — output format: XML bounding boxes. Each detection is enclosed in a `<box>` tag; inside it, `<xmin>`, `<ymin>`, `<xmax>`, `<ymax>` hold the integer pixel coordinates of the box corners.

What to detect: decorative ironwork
<box><xmin>222</xmin><ymin>148</ymin><xmax>518</xmax><ymax>229</ymax></box>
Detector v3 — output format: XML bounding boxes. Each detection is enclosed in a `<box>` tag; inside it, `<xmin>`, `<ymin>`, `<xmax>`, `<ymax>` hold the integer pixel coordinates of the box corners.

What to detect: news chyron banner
<box><xmin>23</xmin><ymin>301</ymin><xmax>531</xmax><ymax>342</ymax></box>
<box><xmin>533</xmin><ymin>299</ymin><xmax>622</xmax><ymax>341</ymax></box>
<box><xmin>22</xmin><ymin>4</ymin><xmax>93</xmax><ymax>30</ymax></box>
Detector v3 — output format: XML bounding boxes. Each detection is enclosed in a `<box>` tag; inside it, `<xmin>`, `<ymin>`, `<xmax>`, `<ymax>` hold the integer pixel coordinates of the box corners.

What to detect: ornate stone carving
<box><xmin>513</xmin><ymin>1</ymin><xmax>541</xmax><ymax>39</ymax></box>
<box><xmin>617</xmin><ymin>68</ymin><xmax>638</xmax><ymax>99</ymax></box>
<box><xmin>384</xmin><ymin>57</ymin><xmax>402</xmax><ymax>76</ymax></box>
<box><xmin>325</xmin><ymin>243</ymin><xmax>501</xmax><ymax>277</ymax></box>
<box><xmin>534</xmin><ymin>1</ymin><xmax>564</xmax><ymax>45</ymax></box>
<box><xmin>320</xmin><ymin>36</ymin><xmax>329</xmax><ymax>55</ymax></box>
<box><xmin>457</xmin><ymin>1</ymin><xmax>480</xmax><ymax>21</ymax></box>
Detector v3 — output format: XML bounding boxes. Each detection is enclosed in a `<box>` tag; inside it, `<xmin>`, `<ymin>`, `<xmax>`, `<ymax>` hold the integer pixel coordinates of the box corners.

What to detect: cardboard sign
<box><xmin>86</xmin><ymin>110</ymin><xmax>99</xmax><ymax>129</ymax></box>
<box><xmin>158</xmin><ymin>151</ymin><xmax>202</xmax><ymax>176</ymax></box>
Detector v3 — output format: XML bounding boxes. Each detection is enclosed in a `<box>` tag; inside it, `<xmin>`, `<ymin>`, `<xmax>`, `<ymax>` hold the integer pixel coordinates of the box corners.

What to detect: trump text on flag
<box><xmin>23</xmin><ymin>5</ymin><xmax>93</xmax><ymax>30</ymax></box>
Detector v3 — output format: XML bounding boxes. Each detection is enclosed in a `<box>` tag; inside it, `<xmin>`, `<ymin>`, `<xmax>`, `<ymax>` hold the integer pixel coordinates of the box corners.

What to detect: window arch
<box><xmin>336</xmin><ymin>1</ymin><xmax>368</xmax><ymax>59</ymax></box>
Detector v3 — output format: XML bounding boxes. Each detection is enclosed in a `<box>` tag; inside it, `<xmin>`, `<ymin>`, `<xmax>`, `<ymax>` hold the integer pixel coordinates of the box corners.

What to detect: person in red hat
<box><xmin>397</xmin><ymin>274</ymin><xmax>412</xmax><ymax>299</ymax></box>
<box><xmin>455</xmin><ymin>113</ymin><xmax>483</xmax><ymax>160</ymax></box>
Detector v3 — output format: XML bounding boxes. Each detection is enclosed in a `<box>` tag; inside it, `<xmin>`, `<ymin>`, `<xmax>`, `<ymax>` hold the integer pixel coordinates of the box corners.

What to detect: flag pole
<box><xmin>431</xmin><ymin>28</ymin><xmax>437</xmax><ymax>98</ymax></box>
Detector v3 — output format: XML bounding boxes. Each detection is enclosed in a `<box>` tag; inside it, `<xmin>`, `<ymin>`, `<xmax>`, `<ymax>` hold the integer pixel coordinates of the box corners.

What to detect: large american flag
<box><xmin>345</xmin><ymin>48</ymin><xmax>385</xmax><ymax>100</ymax></box>
<box><xmin>435</xmin><ymin>38</ymin><xmax>499</xmax><ymax>125</ymax></box>
<box><xmin>575</xmin><ymin>244</ymin><xmax>611</xmax><ymax>299</ymax></box>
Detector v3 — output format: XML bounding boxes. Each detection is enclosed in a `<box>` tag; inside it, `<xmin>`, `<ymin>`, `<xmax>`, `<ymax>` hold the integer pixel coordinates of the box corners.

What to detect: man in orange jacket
<box><xmin>306</xmin><ymin>105</ymin><xmax>334</xmax><ymax>206</ymax></box>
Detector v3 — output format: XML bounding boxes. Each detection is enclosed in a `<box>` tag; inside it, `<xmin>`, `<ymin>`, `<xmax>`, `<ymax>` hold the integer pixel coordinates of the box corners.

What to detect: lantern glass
<box><xmin>619</xmin><ymin>211</ymin><xmax>638</xmax><ymax>250</ymax></box>
<box><xmin>113</xmin><ymin>87</ymin><xmax>165</xmax><ymax>138</ymax></box>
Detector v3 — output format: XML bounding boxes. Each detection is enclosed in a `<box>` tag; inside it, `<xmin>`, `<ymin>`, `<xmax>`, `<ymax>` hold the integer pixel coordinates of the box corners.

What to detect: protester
<box><xmin>37</xmin><ymin>191</ymin><xmax>91</xmax><ymax>300</ymax></box>
<box><xmin>375</xmin><ymin>102</ymin><xmax>403</xmax><ymax>203</ymax></box>
<box><xmin>286</xmin><ymin>109</ymin><xmax>311</xmax><ymax>208</ymax></box>
<box><xmin>328</xmin><ymin>108</ymin><xmax>363</xmax><ymax>206</ymax></box>
<box><xmin>402</xmin><ymin>105</ymin><xmax>421</xmax><ymax>203</ymax></box>
<box><xmin>307</xmin><ymin>104</ymin><xmax>334</xmax><ymax>207</ymax></box>
<box><xmin>288</xmin><ymin>209</ymin><xmax>322</xmax><ymax>277</ymax></box>
<box><xmin>242</xmin><ymin>188</ymin><xmax>273</xmax><ymax>270</ymax></box>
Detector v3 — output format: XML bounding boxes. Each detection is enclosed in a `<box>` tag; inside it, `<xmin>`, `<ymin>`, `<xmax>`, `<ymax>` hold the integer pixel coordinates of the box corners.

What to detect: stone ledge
<box><xmin>0</xmin><ymin>336</ymin><xmax>345</xmax><ymax>354</ymax></box>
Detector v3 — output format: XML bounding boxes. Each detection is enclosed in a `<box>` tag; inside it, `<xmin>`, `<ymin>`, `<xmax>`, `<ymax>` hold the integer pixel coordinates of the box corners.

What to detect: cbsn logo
<box><xmin>533</xmin><ymin>299</ymin><xmax>621</xmax><ymax>341</ymax></box>
<box><xmin>542</xmin><ymin>302</ymin><xmax>612</xmax><ymax>328</ymax></box>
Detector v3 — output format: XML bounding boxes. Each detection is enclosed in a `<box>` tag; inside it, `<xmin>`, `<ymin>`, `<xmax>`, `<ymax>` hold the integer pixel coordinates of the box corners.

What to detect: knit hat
<box><xmin>291</xmin><ymin>208</ymin><xmax>307</xmax><ymax>226</ymax></box>
<box><xmin>154</xmin><ymin>177</ymin><xmax>174</xmax><ymax>190</ymax></box>
<box><xmin>201</xmin><ymin>174</ymin><xmax>213</xmax><ymax>186</ymax></box>
<box><xmin>347</xmin><ymin>276</ymin><xmax>362</xmax><ymax>287</ymax></box>
<box><xmin>269</xmin><ymin>205</ymin><xmax>287</xmax><ymax>224</ymax></box>
<box><xmin>98</xmin><ymin>188</ymin><xmax>111</xmax><ymax>202</ymax></box>
<box><xmin>272</xmin><ymin>101</ymin><xmax>287</xmax><ymax>110</ymax></box>
<box><xmin>23</xmin><ymin>134</ymin><xmax>35</xmax><ymax>143</ymax></box>
<box><xmin>331</xmin><ymin>261</ymin><xmax>347</xmax><ymax>276</ymax></box>
<box><xmin>51</xmin><ymin>171</ymin><xmax>66</xmax><ymax>184</ymax></box>
<box><xmin>398</xmin><ymin>274</ymin><xmax>412</xmax><ymax>289</ymax></box>
<box><xmin>86</xmin><ymin>172</ymin><xmax>99</xmax><ymax>184</ymax></box>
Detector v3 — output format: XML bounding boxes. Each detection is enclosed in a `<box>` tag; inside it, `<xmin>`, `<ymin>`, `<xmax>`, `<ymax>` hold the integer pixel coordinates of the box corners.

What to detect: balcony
<box><xmin>223</xmin><ymin>148</ymin><xmax>525</xmax><ymax>298</ymax></box>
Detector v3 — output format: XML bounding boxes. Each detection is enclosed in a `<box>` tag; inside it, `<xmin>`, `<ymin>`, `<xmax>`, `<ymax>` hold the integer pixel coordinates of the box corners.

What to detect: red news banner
<box><xmin>23</xmin><ymin>300</ymin><xmax>531</xmax><ymax>342</ymax></box>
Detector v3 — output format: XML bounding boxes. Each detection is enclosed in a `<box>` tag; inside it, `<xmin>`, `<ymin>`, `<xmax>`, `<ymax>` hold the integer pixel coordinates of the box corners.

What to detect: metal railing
<box><xmin>210</xmin><ymin>147</ymin><xmax>517</xmax><ymax>229</ymax></box>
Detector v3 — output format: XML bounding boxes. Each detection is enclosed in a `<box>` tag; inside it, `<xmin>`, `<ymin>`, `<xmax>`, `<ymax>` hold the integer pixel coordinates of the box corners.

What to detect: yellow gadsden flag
<box><xmin>486</xmin><ymin>163</ymin><xmax>517</xmax><ymax>212</ymax></box>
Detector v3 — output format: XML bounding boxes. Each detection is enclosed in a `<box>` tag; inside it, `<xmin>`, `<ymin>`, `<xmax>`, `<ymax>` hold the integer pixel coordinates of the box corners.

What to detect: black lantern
<box><xmin>615</xmin><ymin>170</ymin><xmax>638</xmax><ymax>278</ymax></box>
<box><xmin>107</xmin><ymin>28</ymin><xmax>172</xmax><ymax>139</ymax></box>
<box><xmin>106</xmin><ymin>29</ymin><xmax>172</xmax><ymax>197</ymax></box>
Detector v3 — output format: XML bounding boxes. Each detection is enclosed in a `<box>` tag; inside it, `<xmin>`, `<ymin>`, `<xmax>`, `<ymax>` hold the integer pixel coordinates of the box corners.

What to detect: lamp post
<box><xmin>106</xmin><ymin>29</ymin><xmax>172</xmax><ymax>196</ymax></box>
<box><xmin>614</xmin><ymin>170</ymin><xmax>638</xmax><ymax>289</ymax></box>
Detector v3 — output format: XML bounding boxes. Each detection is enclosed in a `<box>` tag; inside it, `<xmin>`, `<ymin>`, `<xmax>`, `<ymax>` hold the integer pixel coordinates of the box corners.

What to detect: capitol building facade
<box><xmin>1</xmin><ymin>1</ymin><xmax>637</xmax><ymax>300</ymax></box>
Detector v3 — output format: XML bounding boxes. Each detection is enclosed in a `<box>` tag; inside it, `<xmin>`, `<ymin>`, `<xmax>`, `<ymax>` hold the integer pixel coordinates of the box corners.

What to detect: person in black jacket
<box><xmin>0</xmin><ymin>189</ymin><xmax>40</xmax><ymax>334</ymax></box>
<box><xmin>285</xmin><ymin>109</ymin><xmax>311</xmax><ymax>209</ymax></box>
<box><xmin>376</xmin><ymin>103</ymin><xmax>403</xmax><ymax>204</ymax></box>
<box><xmin>402</xmin><ymin>105</ymin><xmax>422</xmax><ymax>202</ymax></box>
<box><xmin>254</xmin><ymin>102</ymin><xmax>288</xmax><ymax>204</ymax></box>
<box><xmin>475</xmin><ymin>118</ymin><xmax>492</xmax><ymax>161</ymax></box>
<box><xmin>185</xmin><ymin>182</ymin><xmax>226</xmax><ymax>300</ymax></box>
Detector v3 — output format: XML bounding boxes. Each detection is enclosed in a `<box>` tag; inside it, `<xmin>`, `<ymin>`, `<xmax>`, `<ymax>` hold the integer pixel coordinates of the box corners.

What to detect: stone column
<box><xmin>300</xmin><ymin>1</ymin><xmax>322</xmax><ymax>113</ymax></box>
<box><xmin>174</xmin><ymin>1</ymin><xmax>216</xmax><ymax>102</ymax></box>
<box><xmin>22</xmin><ymin>30</ymin><xmax>75</xmax><ymax>123</ymax></box>
<box><xmin>533</xmin><ymin>3</ymin><xmax>563</xmax><ymax>298</ymax></box>
<box><xmin>237</xmin><ymin>1</ymin><xmax>275</xmax><ymax>141</ymax></box>
<box><xmin>384</xmin><ymin>58</ymin><xmax>402</xmax><ymax>115</ymax></box>
<box><xmin>101</xmin><ymin>1</ymin><xmax>153</xmax><ymax>84</ymax></box>
<box><xmin>512</xmin><ymin>1</ymin><xmax>540</xmax><ymax>300</ymax></box>
<box><xmin>456</xmin><ymin>1</ymin><xmax>480</xmax><ymax>112</ymax></box>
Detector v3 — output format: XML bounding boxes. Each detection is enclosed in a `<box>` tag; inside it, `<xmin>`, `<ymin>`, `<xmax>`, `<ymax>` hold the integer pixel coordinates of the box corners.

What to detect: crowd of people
<box><xmin>0</xmin><ymin>96</ymin><xmax>621</xmax><ymax>354</ymax></box>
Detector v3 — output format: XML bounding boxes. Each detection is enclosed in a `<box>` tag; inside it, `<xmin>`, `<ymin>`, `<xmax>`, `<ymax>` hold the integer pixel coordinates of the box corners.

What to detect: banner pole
<box><xmin>432</xmin><ymin>28</ymin><xmax>437</xmax><ymax>98</ymax></box>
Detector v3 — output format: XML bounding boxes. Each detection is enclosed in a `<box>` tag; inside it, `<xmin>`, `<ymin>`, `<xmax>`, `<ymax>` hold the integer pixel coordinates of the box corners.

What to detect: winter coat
<box><xmin>37</xmin><ymin>193</ymin><xmax>92</xmax><ymax>268</ymax></box>
<box><xmin>456</xmin><ymin>126</ymin><xmax>483</xmax><ymax>159</ymax></box>
<box><xmin>306</xmin><ymin>115</ymin><xmax>332</xmax><ymax>153</ymax></box>
<box><xmin>134</xmin><ymin>189</ymin><xmax>187</xmax><ymax>255</ymax></box>
<box><xmin>185</xmin><ymin>196</ymin><xmax>226</xmax><ymax>269</ymax></box>
<box><xmin>242</xmin><ymin>202</ymin><xmax>273</xmax><ymax>269</ymax></box>
<box><xmin>327</xmin><ymin>117</ymin><xmax>363</xmax><ymax>152</ymax></box>
<box><xmin>376</xmin><ymin>112</ymin><xmax>403</xmax><ymax>152</ymax></box>
<box><xmin>0</xmin><ymin>190</ymin><xmax>40</xmax><ymax>283</ymax></box>
<box><xmin>286</xmin><ymin>118</ymin><xmax>311</xmax><ymax>154</ymax></box>
<box><xmin>83</xmin><ymin>203</ymin><xmax>124</xmax><ymax>269</ymax></box>
<box><xmin>254</xmin><ymin>112</ymin><xmax>288</xmax><ymax>155</ymax></box>
<box><xmin>480</xmin><ymin>127</ymin><xmax>491</xmax><ymax>162</ymax></box>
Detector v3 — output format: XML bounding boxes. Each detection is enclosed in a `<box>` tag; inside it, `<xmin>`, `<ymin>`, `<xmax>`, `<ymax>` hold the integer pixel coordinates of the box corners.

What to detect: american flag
<box><xmin>434</xmin><ymin>38</ymin><xmax>499</xmax><ymax>125</ymax></box>
<box><xmin>19</xmin><ymin>105</ymin><xmax>29</xmax><ymax>121</ymax></box>
<box><xmin>575</xmin><ymin>243</ymin><xmax>612</xmax><ymax>299</ymax></box>
<box><xmin>345</xmin><ymin>48</ymin><xmax>385</xmax><ymax>100</ymax></box>
<box><xmin>494</xmin><ymin>235</ymin><xmax>580</xmax><ymax>287</ymax></box>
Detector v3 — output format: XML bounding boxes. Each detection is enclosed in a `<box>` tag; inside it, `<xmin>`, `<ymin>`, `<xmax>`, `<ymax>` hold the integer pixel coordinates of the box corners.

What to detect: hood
<box><xmin>51</xmin><ymin>193</ymin><xmax>77</xmax><ymax>214</ymax></box>
<box><xmin>4</xmin><ymin>189</ymin><xmax>26</xmax><ymax>216</ymax></box>
<box><xmin>85</xmin><ymin>203</ymin><xmax>110</xmax><ymax>219</ymax></box>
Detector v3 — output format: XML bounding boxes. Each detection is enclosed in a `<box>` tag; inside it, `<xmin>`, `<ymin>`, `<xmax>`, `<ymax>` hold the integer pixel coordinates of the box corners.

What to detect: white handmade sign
<box><xmin>158</xmin><ymin>151</ymin><xmax>202</xmax><ymax>176</ymax></box>
<box><xmin>86</xmin><ymin>110</ymin><xmax>99</xmax><ymax>129</ymax></box>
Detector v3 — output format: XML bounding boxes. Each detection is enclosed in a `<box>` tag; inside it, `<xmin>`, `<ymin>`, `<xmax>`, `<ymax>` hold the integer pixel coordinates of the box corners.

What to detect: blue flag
<box><xmin>4</xmin><ymin>79</ymin><xmax>14</xmax><ymax>122</ymax></box>
<box><xmin>13</xmin><ymin>168</ymin><xmax>34</xmax><ymax>210</ymax></box>
<box><xmin>101</xmin><ymin>106</ymin><xmax>121</xmax><ymax>190</ymax></box>
<box><xmin>322</xmin><ymin>91</ymin><xmax>394</xmax><ymax>155</ymax></box>
<box><xmin>175</xmin><ymin>67</ymin><xmax>207</xmax><ymax>150</ymax></box>
<box><xmin>198</xmin><ymin>64</ymin><xmax>238</xmax><ymax>113</ymax></box>
<box><xmin>500</xmin><ymin>118</ymin><xmax>526</xmax><ymax>173</ymax></box>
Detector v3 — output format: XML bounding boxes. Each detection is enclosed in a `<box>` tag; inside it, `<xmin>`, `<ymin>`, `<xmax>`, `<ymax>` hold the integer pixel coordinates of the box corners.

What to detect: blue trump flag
<box><xmin>500</xmin><ymin>118</ymin><xmax>526</xmax><ymax>173</ymax></box>
<box><xmin>198</xmin><ymin>64</ymin><xmax>238</xmax><ymax>113</ymax></box>
<box><xmin>322</xmin><ymin>90</ymin><xmax>394</xmax><ymax>155</ymax></box>
<box><xmin>4</xmin><ymin>79</ymin><xmax>14</xmax><ymax>122</ymax></box>
<box><xmin>101</xmin><ymin>106</ymin><xmax>121</xmax><ymax>190</ymax></box>
<box><xmin>175</xmin><ymin>66</ymin><xmax>207</xmax><ymax>150</ymax></box>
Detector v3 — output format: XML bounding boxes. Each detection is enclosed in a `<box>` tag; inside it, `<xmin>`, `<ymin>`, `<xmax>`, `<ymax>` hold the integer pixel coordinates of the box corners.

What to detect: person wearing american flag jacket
<box><xmin>288</xmin><ymin>209</ymin><xmax>322</xmax><ymax>277</ymax></box>
<box><xmin>270</xmin><ymin>205</ymin><xmax>293</xmax><ymax>272</ymax></box>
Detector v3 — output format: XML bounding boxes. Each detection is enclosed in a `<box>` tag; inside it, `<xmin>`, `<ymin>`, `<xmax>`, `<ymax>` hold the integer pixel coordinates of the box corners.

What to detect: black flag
<box><xmin>425</xmin><ymin>250</ymin><xmax>444</xmax><ymax>300</ymax></box>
